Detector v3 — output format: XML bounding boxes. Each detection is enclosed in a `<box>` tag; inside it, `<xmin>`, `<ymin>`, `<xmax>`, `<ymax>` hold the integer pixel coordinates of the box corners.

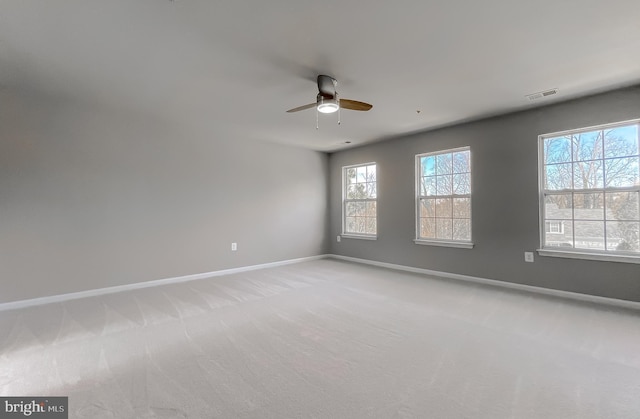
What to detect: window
<box><xmin>415</xmin><ymin>147</ymin><xmax>472</xmax><ymax>248</ymax></box>
<box><xmin>545</xmin><ymin>221</ymin><xmax>565</xmax><ymax>234</ymax></box>
<box><xmin>539</xmin><ymin>120</ymin><xmax>640</xmax><ymax>261</ymax></box>
<box><xmin>343</xmin><ymin>163</ymin><xmax>377</xmax><ymax>238</ymax></box>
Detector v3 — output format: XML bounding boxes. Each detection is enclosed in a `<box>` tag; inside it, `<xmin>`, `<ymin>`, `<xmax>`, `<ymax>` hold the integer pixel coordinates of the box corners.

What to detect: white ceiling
<box><xmin>2</xmin><ymin>0</ymin><xmax>640</xmax><ymax>152</ymax></box>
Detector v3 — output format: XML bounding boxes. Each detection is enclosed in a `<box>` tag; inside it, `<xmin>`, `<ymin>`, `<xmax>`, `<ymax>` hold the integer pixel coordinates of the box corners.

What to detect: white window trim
<box><xmin>537</xmin><ymin>118</ymin><xmax>640</xmax><ymax>263</ymax></box>
<box><xmin>537</xmin><ymin>248</ymin><xmax>640</xmax><ymax>264</ymax></box>
<box><xmin>342</xmin><ymin>162</ymin><xmax>377</xmax><ymax>238</ymax></box>
<box><xmin>414</xmin><ymin>146</ymin><xmax>474</xmax><ymax>247</ymax></box>
<box><xmin>342</xmin><ymin>234</ymin><xmax>378</xmax><ymax>241</ymax></box>
<box><xmin>414</xmin><ymin>239</ymin><xmax>474</xmax><ymax>249</ymax></box>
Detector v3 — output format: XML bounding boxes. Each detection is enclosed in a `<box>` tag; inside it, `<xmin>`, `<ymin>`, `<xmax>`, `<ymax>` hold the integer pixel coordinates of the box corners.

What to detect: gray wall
<box><xmin>330</xmin><ymin>86</ymin><xmax>640</xmax><ymax>302</ymax></box>
<box><xmin>0</xmin><ymin>89</ymin><xmax>329</xmax><ymax>303</ymax></box>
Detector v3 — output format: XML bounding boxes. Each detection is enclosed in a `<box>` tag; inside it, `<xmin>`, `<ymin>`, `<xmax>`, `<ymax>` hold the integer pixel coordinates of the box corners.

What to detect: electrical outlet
<box><xmin>337</xmin><ymin>235</ymin><xmax>341</xmax><ymax>242</ymax></box>
<box><xmin>231</xmin><ymin>242</ymin><xmax>237</xmax><ymax>251</ymax></box>
<box><xmin>524</xmin><ymin>252</ymin><xmax>534</xmax><ymax>262</ymax></box>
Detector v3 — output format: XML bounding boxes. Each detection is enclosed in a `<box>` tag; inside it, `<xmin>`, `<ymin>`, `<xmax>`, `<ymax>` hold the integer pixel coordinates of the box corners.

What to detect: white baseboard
<box><xmin>0</xmin><ymin>255</ymin><xmax>329</xmax><ymax>312</ymax></box>
<box><xmin>5</xmin><ymin>253</ymin><xmax>637</xmax><ymax>312</ymax></box>
<box><xmin>328</xmin><ymin>254</ymin><xmax>640</xmax><ymax>311</ymax></box>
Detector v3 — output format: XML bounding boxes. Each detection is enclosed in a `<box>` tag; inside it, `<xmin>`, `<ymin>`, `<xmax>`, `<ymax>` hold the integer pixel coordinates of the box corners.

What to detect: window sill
<box><xmin>537</xmin><ymin>249</ymin><xmax>640</xmax><ymax>264</ymax></box>
<box><xmin>341</xmin><ymin>234</ymin><xmax>378</xmax><ymax>241</ymax></box>
<box><xmin>414</xmin><ymin>239</ymin><xmax>474</xmax><ymax>249</ymax></box>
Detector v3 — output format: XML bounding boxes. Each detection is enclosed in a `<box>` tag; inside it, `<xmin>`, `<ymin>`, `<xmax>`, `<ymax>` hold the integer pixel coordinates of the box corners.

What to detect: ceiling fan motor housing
<box><xmin>317</xmin><ymin>75</ymin><xmax>338</xmax><ymax>97</ymax></box>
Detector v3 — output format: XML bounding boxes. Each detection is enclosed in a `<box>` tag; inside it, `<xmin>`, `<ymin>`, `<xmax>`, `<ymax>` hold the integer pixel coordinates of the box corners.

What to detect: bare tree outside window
<box><xmin>416</xmin><ymin>148</ymin><xmax>471</xmax><ymax>243</ymax></box>
<box><xmin>343</xmin><ymin>163</ymin><xmax>377</xmax><ymax>236</ymax></box>
<box><xmin>542</xmin><ymin>122</ymin><xmax>640</xmax><ymax>255</ymax></box>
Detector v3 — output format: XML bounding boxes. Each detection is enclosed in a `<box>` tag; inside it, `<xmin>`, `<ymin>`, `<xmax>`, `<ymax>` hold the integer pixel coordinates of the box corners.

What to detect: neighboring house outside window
<box><xmin>539</xmin><ymin>120</ymin><xmax>640</xmax><ymax>262</ymax></box>
<box><xmin>342</xmin><ymin>163</ymin><xmax>377</xmax><ymax>238</ymax></box>
<box><xmin>415</xmin><ymin>147</ymin><xmax>473</xmax><ymax>248</ymax></box>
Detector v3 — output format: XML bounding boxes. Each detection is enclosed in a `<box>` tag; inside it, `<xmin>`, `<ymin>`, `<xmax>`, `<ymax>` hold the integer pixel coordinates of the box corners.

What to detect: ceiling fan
<box><xmin>286</xmin><ymin>75</ymin><xmax>372</xmax><ymax>127</ymax></box>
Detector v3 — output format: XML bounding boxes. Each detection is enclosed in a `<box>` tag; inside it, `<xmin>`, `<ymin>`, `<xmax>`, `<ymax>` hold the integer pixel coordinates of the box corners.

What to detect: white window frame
<box><xmin>537</xmin><ymin>119</ymin><xmax>640</xmax><ymax>264</ymax></box>
<box><xmin>342</xmin><ymin>162</ymin><xmax>377</xmax><ymax>240</ymax></box>
<box><xmin>414</xmin><ymin>147</ymin><xmax>473</xmax><ymax>249</ymax></box>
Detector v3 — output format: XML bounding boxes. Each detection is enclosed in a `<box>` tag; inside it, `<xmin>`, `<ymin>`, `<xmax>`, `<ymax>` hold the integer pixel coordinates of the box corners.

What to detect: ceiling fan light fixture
<box><xmin>317</xmin><ymin>96</ymin><xmax>339</xmax><ymax>114</ymax></box>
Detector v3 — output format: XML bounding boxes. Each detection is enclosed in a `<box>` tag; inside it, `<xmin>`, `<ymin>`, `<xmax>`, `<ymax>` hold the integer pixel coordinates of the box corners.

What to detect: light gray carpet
<box><xmin>1</xmin><ymin>259</ymin><xmax>639</xmax><ymax>418</ymax></box>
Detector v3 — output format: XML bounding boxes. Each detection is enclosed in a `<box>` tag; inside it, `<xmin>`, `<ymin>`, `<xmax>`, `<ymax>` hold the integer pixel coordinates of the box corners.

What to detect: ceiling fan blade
<box><xmin>339</xmin><ymin>99</ymin><xmax>373</xmax><ymax>111</ymax></box>
<box><xmin>286</xmin><ymin>103</ymin><xmax>316</xmax><ymax>113</ymax></box>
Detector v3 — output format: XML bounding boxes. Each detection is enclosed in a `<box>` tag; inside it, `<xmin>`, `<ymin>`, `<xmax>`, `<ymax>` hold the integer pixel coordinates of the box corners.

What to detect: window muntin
<box><xmin>343</xmin><ymin>163</ymin><xmax>377</xmax><ymax>237</ymax></box>
<box><xmin>416</xmin><ymin>147</ymin><xmax>471</xmax><ymax>243</ymax></box>
<box><xmin>540</xmin><ymin>120</ymin><xmax>640</xmax><ymax>256</ymax></box>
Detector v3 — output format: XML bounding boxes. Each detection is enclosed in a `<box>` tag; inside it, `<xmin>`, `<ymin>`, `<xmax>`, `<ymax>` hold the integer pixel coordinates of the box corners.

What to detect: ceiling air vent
<box><xmin>526</xmin><ymin>88</ymin><xmax>558</xmax><ymax>101</ymax></box>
